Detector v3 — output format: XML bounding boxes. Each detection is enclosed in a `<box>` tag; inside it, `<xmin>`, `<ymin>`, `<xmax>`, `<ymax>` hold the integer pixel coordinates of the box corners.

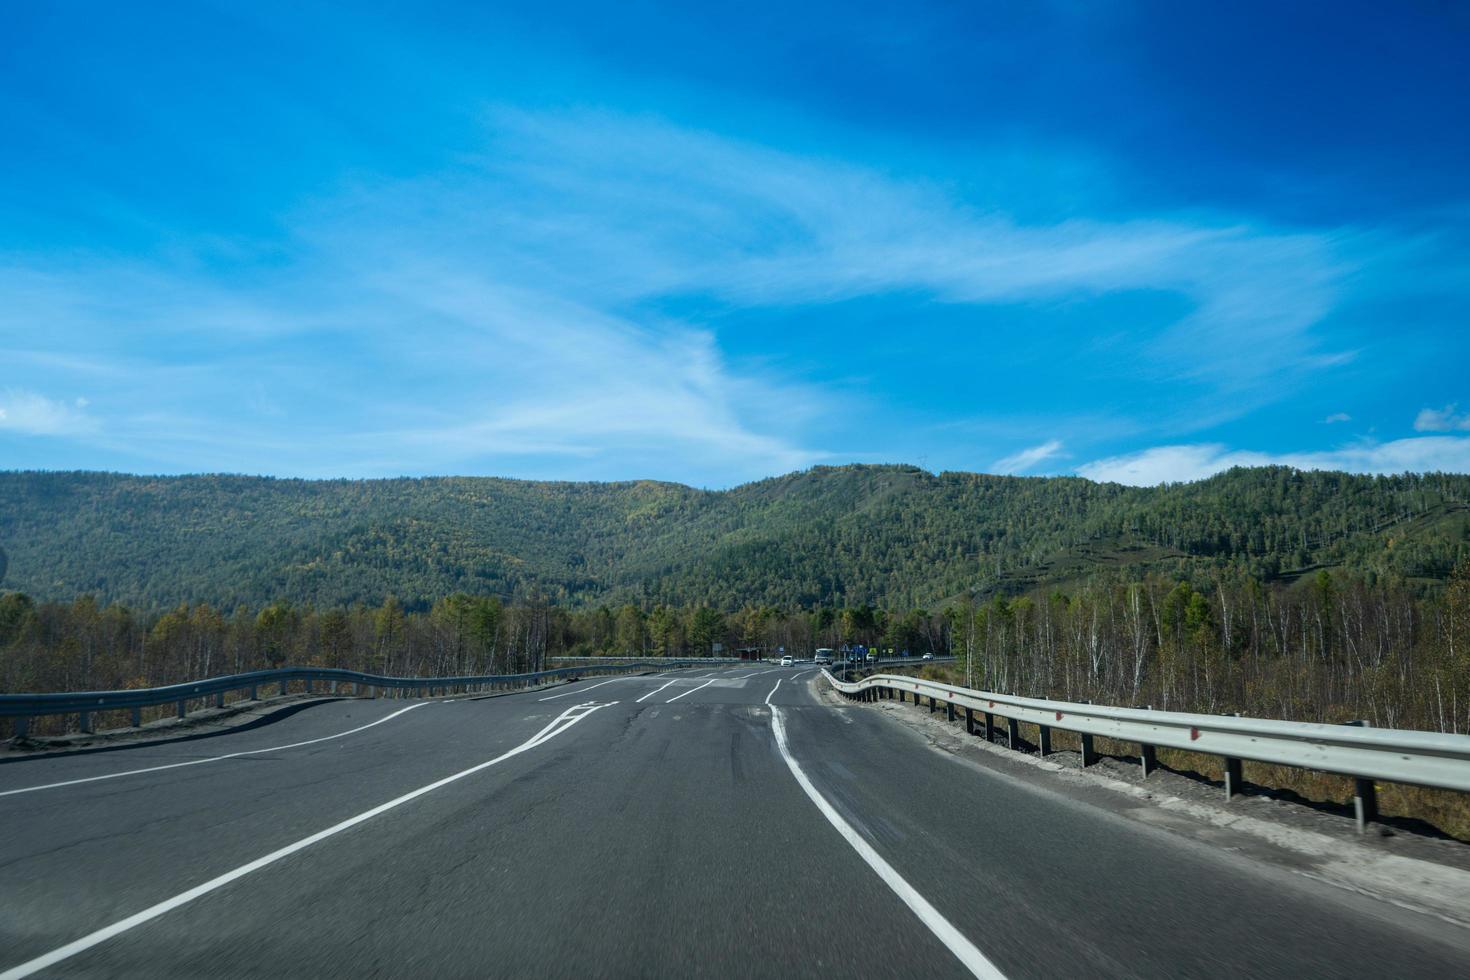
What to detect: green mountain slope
<box><xmin>1</xmin><ymin>465</ymin><xmax>1467</xmax><ymax>610</ymax></box>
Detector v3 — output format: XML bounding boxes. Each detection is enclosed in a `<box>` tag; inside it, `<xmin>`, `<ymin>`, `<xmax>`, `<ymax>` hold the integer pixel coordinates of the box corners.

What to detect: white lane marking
<box><xmin>665</xmin><ymin>679</ymin><xmax>717</xmax><ymax>703</ymax></box>
<box><xmin>0</xmin><ymin>702</ymin><xmax>432</xmax><ymax>800</ymax></box>
<box><xmin>0</xmin><ymin>700</ymin><xmax>615</xmax><ymax>980</ymax></box>
<box><xmin>538</xmin><ymin>678</ymin><xmax>624</xmax><ymax>701</ymax></box>
<box><xmin>636</xmin><ymin>678</ymin><xmax>680</xmax><ymax>703</ymax></box>
<box><xmin>769</xmin><ymin>707</ymin><xmax>1004</xmax><ymax>979</ymax></box>
<box><xmin>764</xmin><ymin>679</ymin><xmax>783</xmax><ymax>705</ymax></box>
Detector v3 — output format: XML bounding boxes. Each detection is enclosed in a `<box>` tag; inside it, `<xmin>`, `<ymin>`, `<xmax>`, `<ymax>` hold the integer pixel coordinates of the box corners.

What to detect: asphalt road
<box><xmin>2</xmin><ymin>663</ymin><xmax>1469</xmax><ymax>978</ymax></box>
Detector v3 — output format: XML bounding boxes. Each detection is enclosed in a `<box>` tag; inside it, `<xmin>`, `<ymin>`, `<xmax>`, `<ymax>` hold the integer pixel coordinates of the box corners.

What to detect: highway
<box><xmin>3</xmin><ymin>664</ymin><xmax>1469</xmax><ymax>978</ymax></box>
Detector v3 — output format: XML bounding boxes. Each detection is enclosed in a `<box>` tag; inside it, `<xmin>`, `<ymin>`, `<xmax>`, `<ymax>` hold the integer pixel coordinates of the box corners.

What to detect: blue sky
<box><xmin>2</xmin><ymin>1</ymin><xmax>1468</xmax><ymax>486</ymax></box>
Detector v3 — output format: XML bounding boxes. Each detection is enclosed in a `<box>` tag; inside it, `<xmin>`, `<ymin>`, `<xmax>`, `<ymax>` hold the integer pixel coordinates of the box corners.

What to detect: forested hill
<box><xmin>1</xmin><ymin>466</ymin><xmax>1468</xmax><ymax>611</ymax></box>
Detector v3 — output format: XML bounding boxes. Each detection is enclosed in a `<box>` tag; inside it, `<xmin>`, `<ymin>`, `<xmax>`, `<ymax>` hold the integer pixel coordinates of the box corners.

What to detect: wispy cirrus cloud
<box><xmin>0</xmin><ymin>259</ymin><xmax>824</xmax><ymax>480</ymax></box>
<box><xmin>467</xmin><ymin>112</ymin><xmax>1359</xmax><ymax>392</ymax></box>
<box><xmin>0</xmin><ymin>109</ymin><xmax>1404</xmax><ymax>482</ymax></box>
<box><xmin>992</xmin><ymin>439</ymin><xmax>1065</xmax><ymax>475</ymax></box>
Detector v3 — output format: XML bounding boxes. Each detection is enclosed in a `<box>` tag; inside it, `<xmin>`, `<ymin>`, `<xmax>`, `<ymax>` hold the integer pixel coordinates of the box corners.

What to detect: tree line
<box><xmin>4</xmin><ymin>561</ymin><xmax>1469</xmax><ymax>738</ymax></box>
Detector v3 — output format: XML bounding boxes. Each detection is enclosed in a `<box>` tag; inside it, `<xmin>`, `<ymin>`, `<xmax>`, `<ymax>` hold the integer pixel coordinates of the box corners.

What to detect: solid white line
<box><xmin>635</xmin><ymin>679</ymin><xmax>680</xmax><ymax>703</ymax></box>
<box><xmin>768</xmin><ymin>707</ymin><xmax>1004</xmax><ymax>979</ymax></box>
<box><xmin>764</xmin><ymin>679</ymin><xmax>783</xmax><ymax>705</ymax></box>
<box><xmin>0</xmin><ymin>700</ymin><xmax>616</xmax><ymax>980</ymax></box>
<box><xmin>538</xmin><ymin>678</ymin><xmax>624</xmax><ymax>701</ymax></box>
<box><xmin>0</xmin><ymin>702</ymin><xmax>433</xmax><ymax>800</ymax></box>
<box><xmin>665</xmin><ymin>679</ymin><xmax>717</xmax><ymax>703</ymax></box>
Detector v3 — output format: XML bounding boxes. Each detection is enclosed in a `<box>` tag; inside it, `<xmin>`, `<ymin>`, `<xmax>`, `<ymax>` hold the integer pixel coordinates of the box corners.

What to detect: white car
<box><xmin>921</xmin><ymin>652</ymin><xmax>934</xmax><ymax>661</ymax></box>
<box><xmin>780</xmin><ymin>656</ymin><xmax>794</xmax><ymax>667</ymax></box>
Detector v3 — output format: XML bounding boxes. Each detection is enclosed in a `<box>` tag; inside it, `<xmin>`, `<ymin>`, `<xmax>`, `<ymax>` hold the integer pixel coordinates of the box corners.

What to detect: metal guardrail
<box><xmin>824</xmin><ymin>670</ymin><xmax>1470</xmax><ymax>832</ymax></box>
<box><xmin>0</xmin><ymin>659</ymin><xmax>737</xmax><ymax>737</ymax></box>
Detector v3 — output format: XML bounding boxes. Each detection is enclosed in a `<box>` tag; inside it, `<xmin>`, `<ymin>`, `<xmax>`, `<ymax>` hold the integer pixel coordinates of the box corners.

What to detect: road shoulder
<box><xmin>809</xmin><ymin>674</ymin><xmax>1470</xmax><ymax>931</ymax></box>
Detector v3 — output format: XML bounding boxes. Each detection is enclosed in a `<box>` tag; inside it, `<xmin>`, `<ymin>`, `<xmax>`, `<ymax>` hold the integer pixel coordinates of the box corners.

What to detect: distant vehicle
<box><xmin>921</xmin><ymin>652</ymin><xmax>934</xmax><ymax>661</ymax></box>
<box><xmin>866</xmin><ymin>651</ymin><xmax>878</xmax><ymax>662</ymax></box>
<box><xmin>814</xmin><ymin>648</ymin><xmax>834</xmax><ymax>665</ymax></box>
<box><xmin>780</xmin><ymin>655</ymin><xmax>794</xmax><ymax>667</ymax></box>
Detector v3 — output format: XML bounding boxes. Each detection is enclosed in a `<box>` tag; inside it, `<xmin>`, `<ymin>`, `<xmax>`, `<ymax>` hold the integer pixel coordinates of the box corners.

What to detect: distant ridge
<box><xmin>0</xmin><ymin>465</ymin><xmax>1467</xmax><ymax>610</ymax></box>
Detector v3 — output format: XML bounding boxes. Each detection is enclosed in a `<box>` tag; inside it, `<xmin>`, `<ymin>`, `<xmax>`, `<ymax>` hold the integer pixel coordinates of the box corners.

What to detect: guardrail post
<box><xmin>79</xmin><ymin>710</ymin><xmax>92</xmax><ymax>734</ymax></box>
<box><xmin>1220</xmin><ymin>712</ymin><xmax>1244</xmax><ymax>799</ymax></box>
<box><xmin>1037</xmin><ymin>724</ymin><xmax>1052</xmax><ymax>757</ymax></box>
<box><xmin>928</xmin><ymin>695</ymin><xmax>935</xmax><ymax>714</ymax></box>
<box><xmin>1344</xmin><ymin>720</ymin><xmax>1379</xmax><ymax>832</ymax></box>
<box><xmin>1139</xmin><ymin>705</ymin><xmax>1157</xmax><ymax>777</ymax></box>
<box><xmin>1078</xmin><ymin>700</ymin><xmax>1097</xmax><ymax>766</ymax></box>
<box><xmin>1006</xmin><ymin>715</ymin><xmax>1019</xmax><ymax>749</ymax></box>
<box><xmin>1354</xmin><ymin>777</ymin><xmax>1379</xmax><ymax>832</ymax></box>
<box><xmin>305</xmin><ymin>679</ymin><xmax>313</xmax><ymax>694</ymax></box>
<box><xmin>983</xmin><ymin>711</ymin><xmax>994</xmax><ymax>743</ymax></box>
<box><xmin>177</xmin><ymin>698</ymin><xmax>187</xmax><ymax>719</ymax></box>
<box><xmin>280</xmin><ymin>679</ymin><xmax>289</xmax><ymax>697</ymax></box>
<box><xmin>250</xmin><ymin>684</ymin><xmax>259</xmax><ymax>700</ymax></box>
<box><xmin>964</xmin><ymin>707</ymin><xmax>976</xmax><ymax>735</ymax></box>
<box><xmin>215</xmin><ymin>691</ymin><xmax>225</xmax><ymax>708</ymax></box>
<box><xmin>14</xmin><ymin>716</ymin><xmax>26</xmax><ymax>738</ymax></box>
<box><xmin>946</xmin><ymin>700</ymin><xmax>956</xmax><ymax>722</ymax></box>
<box><xmin>1224</xmin><ymin>757</ymin><xmax>1244</xmax><ymax>800</ymax></box>
<box><xmin>132</xmin><ymin>706</ymin><xmax>142</xmax><ymax>727</ymax></box>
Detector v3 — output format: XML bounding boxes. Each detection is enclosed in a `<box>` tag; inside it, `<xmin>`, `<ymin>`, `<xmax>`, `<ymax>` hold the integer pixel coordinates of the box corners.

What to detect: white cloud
<box><xmin>0</xmin><ymin>388</ymin><xmax>96</xmax><ymax>436</ymax></box>
<box><xmin>1323</xmin><ymin>412</ymin><xmax>1351</xmax><ymax>423</ymax></box>
<box><xmin>349</xmin><ymin>283</ymin><xmax>823</xmax><ymax>475</ymax></box>
<box><xmin>0</xmin><ymin>260</ymin><xmax>828</xmax><ymax>481</ymax></box>
<box><xmin>992</xmin><ymin>439</ymin><xmax>1065</xmax><ymax>474</ymax></box>
<box><xmin>1077</xmin><ymin>437</ymin><xmax>1470</xmax><ymax>486</ymax></box>
<box><xmin>462</xmin><ymin>111</ymin><xmax>1357</xmax><ymax>399</ymax></box>
<box><xmin>1415</xmin><ymin>404</ymin><xmax>1470</xmax><ymax>432</ymax></box>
